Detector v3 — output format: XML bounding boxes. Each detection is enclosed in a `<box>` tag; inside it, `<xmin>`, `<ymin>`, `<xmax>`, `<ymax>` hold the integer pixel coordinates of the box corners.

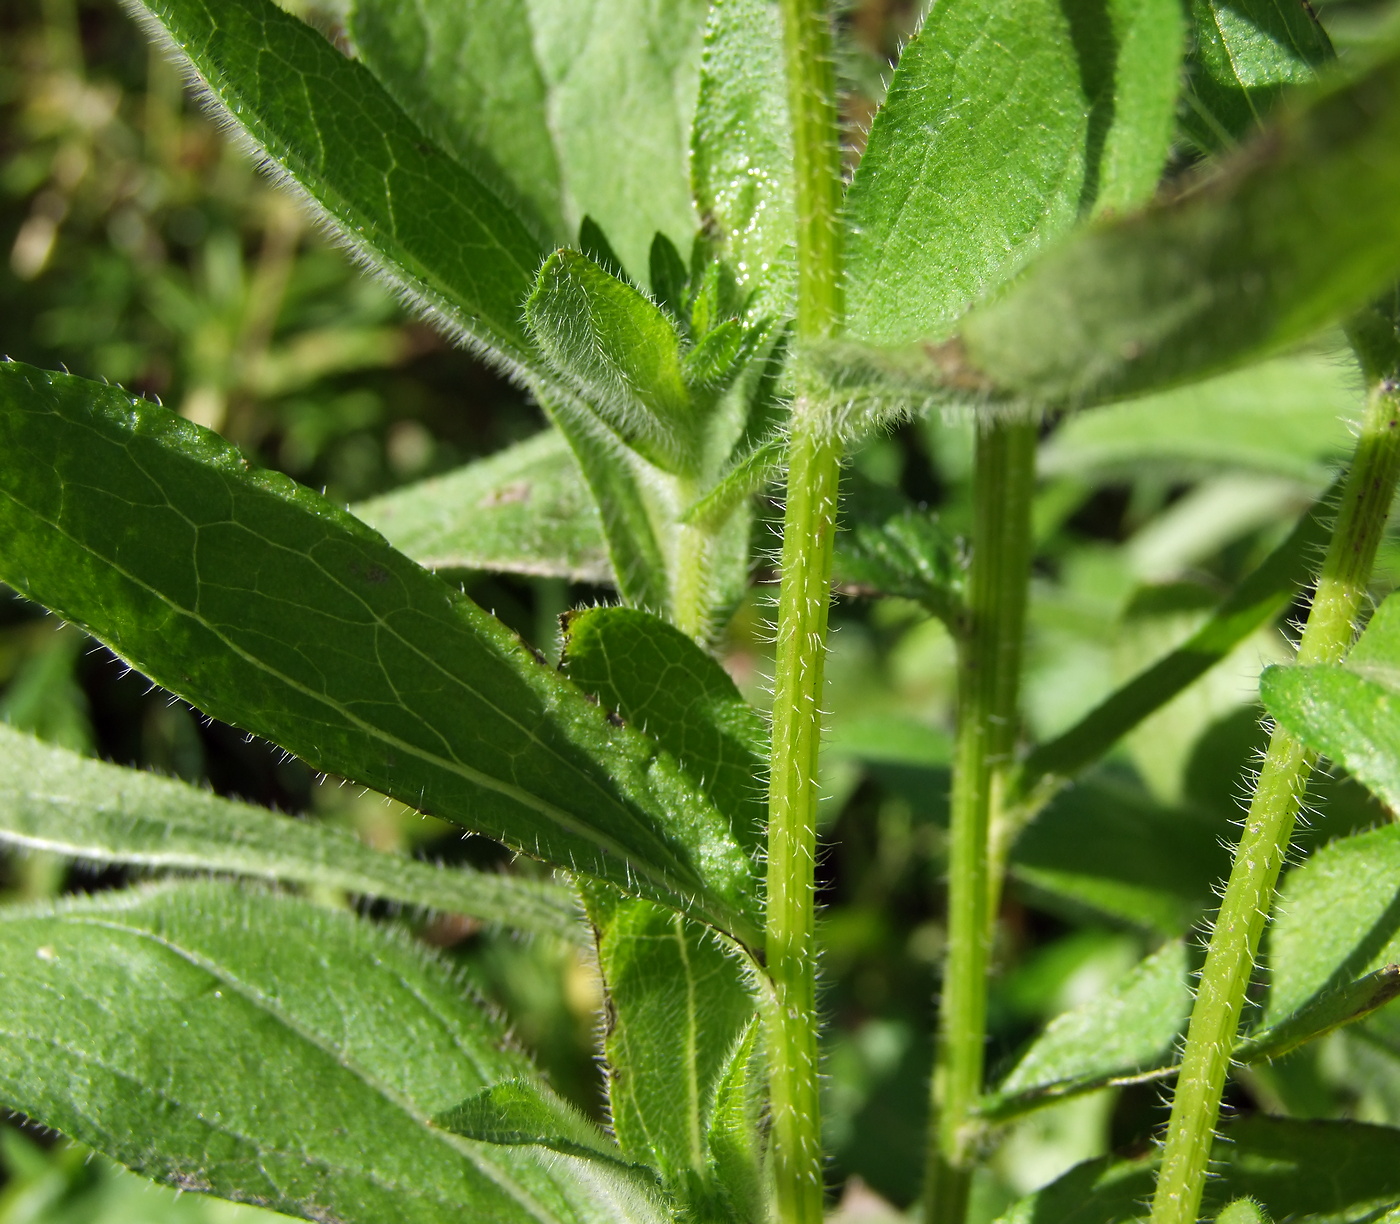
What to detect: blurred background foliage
<box><xmin>1</xmin><ymin>0</ymin><xmax>1399</xmax><ymax>1220</ymax></box>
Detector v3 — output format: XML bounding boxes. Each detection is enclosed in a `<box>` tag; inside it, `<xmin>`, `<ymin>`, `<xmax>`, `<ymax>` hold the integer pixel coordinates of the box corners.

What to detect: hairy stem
<box><xmin>766</xmin><ymin>3</ymin><xmax>843</xmax><ymax>1224</ymax></box>
<box><xmin>1149</xmin><ymin>377</ymin><xmax>1400</xmax><ymax>1224</ymax></box>
<box><xmin>925</xmin><ymin>417</ymin><xmax>1037</xmax><ymax>1224</ymax></box>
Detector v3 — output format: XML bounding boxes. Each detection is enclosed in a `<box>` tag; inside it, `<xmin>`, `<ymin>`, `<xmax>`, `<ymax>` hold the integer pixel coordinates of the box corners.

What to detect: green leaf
<box><xmin>586</xmin><ymin>890</ymin><xmax>758</xmax><ymax>1190</ymax></box>
<box><xmin>844</xmin><ymin>0</ymin><xmax>1184</xmax><ymax>345</ymax></box>
<box><xmin>0</xmin><ymin>361</ymin><xmax>760</xmax><ymax>943</ymax></box>
<box><xmin>952</xmin><ymin>42</ymin><xmax>1400</xmax><ymax>407</ymax></box>
<box><xmin>1261</xmin><ymin>592</ymin><xmax>1400</xmax><ymax>810</ymax></box>
<box><xmin>0</xmin><ymin>882</ymin><xmax>668</xmax><ymax>1224</ymax></box>
<box><xmin>0</xmin><ymin>723</ymin><xmax>583</xmax><ymax>942</ymax></box>
<box><xmin>1183</xmin><ymin>0</ymin><xmax>1332</xmax><ymax>153</ymax></box>
<box><xmin>353</xmin><ymin>430</ymin><xmax>611</xmax><ymax>584</ymax></box>
<box><xmin>833</xmin><ymin>476</ymin><xmax>965</xmax><ymax>625</ymax></box>
<box><xmin>994</xmin><ymin>1116</ymin><xmax>1400</xmax><ymax>1223</ymax></box>
<box><xmin>1039</xmin><ymin>353</ymin><xmax>1360</xmax><ymax>486</ymax></box>
<box><xmin>690</xmin><ymin>0</ymin><xmax>795</xmax><ymax>318</ymax></box>
<box><xmin>649</xmin><ymin>232</ymin><xmax>692</xmax><ymax>323</ymax></box>
<box><xmin>1019</xmin><ymin>486</ymin><xmax>1336</xmax><ymax>795</ymax></box>
<box><xmin>527</xmin><ymin>251</ymin><xmax>698</xmax><ymax>475</ymax></box>
<box><xmin>560</xmin><ymin>605</ymin><xmax>767</xmax><ymax>855</ymax></box>
<box><xmin>433</xmin><ymin>1080</ymin><xmax>632</xmax><ymax>1168</ymax></box>
<box><xmin>130</xmin><ymin>0</ymin><xmax>547</xmax><ymax>371</ymax></box>
<box><xmin>1009</xmin><ymin>776</ymin><xmax>1233</xmax><ymax>934</ymax></box>
<box><xmin>704</xmin><ymin>1021</ymin><xmax>766</xmax><ymax>1224</ymax></box>
<box><xmin>348</xmin><ymin>0</ymin><xmax>708</xmax><ymax>277</ymax></box>
<box><xmin>680</xmin><ymin>433</ymin><xmax>786</xmax><ymax>532</ymax></box>
<box><xmin>1216</xmin><ymin>1200</ymin><xmax>1273</xmax><ymax>1224</ymax></box>
<box><xmin>1266</xmin><ymin>822</ymin><xmax>1400</xmax><ymax>1031</ymax></box>
<box><xmin>983</xmin><ymin>940</ymin><xmax>1192</xmax><ymax>1121</ymax></box>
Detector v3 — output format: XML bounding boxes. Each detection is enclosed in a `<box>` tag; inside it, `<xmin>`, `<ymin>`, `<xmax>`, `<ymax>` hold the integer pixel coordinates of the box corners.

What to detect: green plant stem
<box><xmin>766</xmin><ymin>4</ymin><xmax>844</xmax><ymax>1224</ymax></box>
<box><xmin>1149</xmin><ymin>379</ymin><xmax>1400</xmax><ymax>1224</ymax></box>
<box><xmin>924</xmin><ymin>416</ymin><xmax>1037</xmax><ymax>1224</ymax></box>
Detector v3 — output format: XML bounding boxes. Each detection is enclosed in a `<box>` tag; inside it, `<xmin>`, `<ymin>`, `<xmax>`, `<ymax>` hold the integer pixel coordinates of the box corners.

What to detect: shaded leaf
<box><xmin>952</xmin><ymin>42</ymin><xmax>1400</xmax><ymax>406</ymax></box>
<box><xmin>132</xmin><ymin>0</ymin><xmax>547</xmax><ymax>371</ymax></box>
<box><xmin>0</xmin><ymin>723</ymin><xmax>583</xmax><ymax>942</ymax></box>
<box><xmin>1183</xmin><ymin>0</ymin><xmax>1332</xmax><ymax>153</ymax></box>
<box><xmin>1039</xmin><ymin>353</ymin><xmax>1360</xmax><ymax>486</ymax></box>
<box><xmin>994</xmin><ymin>1116</ymin><xmax>1400</xmax><ymax>1223</ymax></box>
<box><xmin>690</xmin><ymin>0</ymin><xmax>795</xmax><ymax>318</ymax></box>
<box><xmin>433</xmin><ymin>1080</ymin><xmax>632</xmax><ymax>1167</ymax></box>
<box><xmin>704</xmin><ymin>1021</ymin><xmax>766</xmax><ymax>1224</ymax></box>
<box><xmin>0</xmin><ymin>362</ymin><xmax>760</xmax><ymax>942</ymax></box>
<box><xmin>844</xmin><ymin>0</ymin><xmax>1184</xmax><ymax>345</ymax></box>
<box><xmin>0</xmin><ymin>883</ymin><xmax>668</xmax><ymax>1224</ymax></box>
<box><xmin>353</xmin><ymin>430</ymin><xmax>611</xmax><ymax>584</ymax></box>
<box><xmin>586</xmin><ymin>891</ymin><xmax>757</xmax><ymax>1190</ymax></box>
<box><xmin>349</xmin><ymin>0</ymin><xmax>707</xmax><ymax>276</ymax></box>
<box><xmin>1216</xmin><ymin>1201</ymin><xmax>1272</xmax><ymax>1224</ymax></box>
<box><xmin>561</xmin><ymin>605</ymin><xmax>767</xmax><ymax>855</ymax></box>
<box><xmin>1018</xmin><ymin>487</ymin><xmax>1336</xmax><ymax>796</ymax></box>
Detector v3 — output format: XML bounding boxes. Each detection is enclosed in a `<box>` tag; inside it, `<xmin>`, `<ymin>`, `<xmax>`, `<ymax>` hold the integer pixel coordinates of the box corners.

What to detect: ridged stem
<box><xmin>1149</xmin><ymin>379</ymin><xmax>1400</xmax><ymax>1224</ymax></box>
<box><xmin>766</xmin><ymin>3</ymin><xmax>844</xmax><ymax>1224</ymax></box>
<box><xmin>924</xmin><ymin>416</ymin><xmax>1038</xmax><ymax>1224</ymax></box>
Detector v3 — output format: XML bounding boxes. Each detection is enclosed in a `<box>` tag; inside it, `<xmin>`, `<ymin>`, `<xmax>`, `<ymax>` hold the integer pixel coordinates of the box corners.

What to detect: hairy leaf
<box><xmin>0</xmin><ymin>883</ymin><xmax>668</xmax><ymax>1224</ymax></box>
<box><xmin>984</xmin><ymin>940</ymin><xmax>1191</xmax><ymax>1120</ymax></box>
<box><xmin>0</xmin><ymin>724</ymin><xmax>582</xmax><ymax>942</ymax></box>
<box><xmin>1216</xmin><ymin>1200</ymin><xmax>1272</xmax><ymax>1224</ymax></box>
<box><xmin>433</xmin><ymin>1080</ymin><xmax>631</xmax><ymax>1167</ymax></box>
<box><xmin>994</xmin><ymin>1116</ymin><xmax>1400</xmax><ymax>1222</ymax></box>
<box><xmin>844</xmin><ymin>0</ymin><xmax>1183</xmax><ymax>345</ymax></box>
<box><xmin>587</xmin><ymin>891</ymin><xmax>757</xmax><ymax>1188</ymax></box>
<box><xmin>1262</xmin><ymin>591</ymin><xmax>1400</xmax><ymax>810</ymax></box>
<box><xmin>1268</xmin><ymin>822</ymin><xmax>1400</xmax><ymax>1030</ymax></box>
<box><xmin>953</xmin><ymin>42</ymin><xmax>1400</xmax><ymax>406</ymax></box>
<box><xmin>1183</xmin><ymin>0</ymin><xmax>1332</xmax><ymax>153</ymax></box>
<box><xmin>0</xmin><ymin>362</ymin><xmax>760</xmax><ymax>942</ymax></box>
<box><xmin>129</xmin><ymin>0</ymin><xmax>547</xmax><ymax>371</ymax></box>
<box><xmin>690</xmin><ymin>0</ymin><xmax>795</xmax><ymax>317</ymax></box>
<box><xmin>704</xmin><ymin>1021</ymin><xmax>765</xmax><ymax>1224</ymax></box>
<box><xmin>526</xmin><ymin>251</ymin><xmax>697</xmax><ymax>474</ymax></box>
<box><xmin>561</xmin><ymin>605</ymin><xmax>767</xmax><ymax>855</ymax></box>
<box><xmin>349</xmin><ymin>0</ymin><xmax>707</xmax><ymax>277</ymax></box>
<box><xmin>354</xmin><ymin>430</ymin><xmax>611</xmax><ymax>584</ymax></box>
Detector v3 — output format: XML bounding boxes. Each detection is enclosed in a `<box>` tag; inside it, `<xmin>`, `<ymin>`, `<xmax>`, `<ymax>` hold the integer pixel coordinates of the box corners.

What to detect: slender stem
<box><xmin>924</xmin><ymin>416</ymin><xmax>1037</xmax><ymax>1224</ymax></box>
<box><xmin>1150</xmin><ymin>379</ymin><xmax>1400</xmax><ymax>1224</ymax></box>
<box><xmin>766</xmin><ymin>4</ymin><xmax>843</xmax><ymax>1224</ymax></box>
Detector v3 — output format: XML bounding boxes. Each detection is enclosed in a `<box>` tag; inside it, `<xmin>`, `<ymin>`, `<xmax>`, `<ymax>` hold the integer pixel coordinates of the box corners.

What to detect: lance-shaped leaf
<box><xmin>0</xmin><ymin>882</ymin><xmax>668</xmax><ymax>1224</ymax></box>
<box><xmin>527</xmin><ymin>251</ymin><xmax>700</xmax><ymax>475</ymax></box>
<box><xmin>984</xmin><ymin>936</ymin><xmax>1400</xmax><ymax>1119</ymax></box>
<box><xmin>433</xmin><ymin>1080</ymin><xmax>634</xmax><ymax>1168</ymax></box>
<box><xmin>129</xmin><ymin>0</ymin><xmax>548</xmax><ymax>372</ymax></box>
<box><xmin>844</xmin><ymin>0</ymin><xmax>1184</xmax><ymax>345</ymax></box>
<box><xmin>994</xmin><ymin>1116</ymin><xmax>1400</xmax><ymax>1223</ymax></box>
<box><xmin>561</xmin><ymin>606</ymin><xmax>767</xmax><ymax>854</ymax></box>
<box><xmin>690</xmin><ymin>0</ymin><xmax>795</xmax><ymax>318</ymax></box>
<box><xmin>952</xmin><ymin>42</ymin><xmax>1400</xmax><ymax>406</ymax></box>
<box><xmin>1262</xmin><ymin>590</ymin><xmax>1400</xmax><ymax>811</ymax></box>
<box><xmin>1017</xmin><ymin>485</ymin><xmax>1336</xmax><ymax>797</ymax></box>
<box><xmin>0</xmin><ymin>362</ymin><xmax>760</xmax><ymax>943</ymax></box>
<box><xmin>561</xmin><ymin>609</ymin><xmax>759</xmax><ymax>1190</ymax></box>
<box><xmin>704</xmin><ymin>1022</ymin><xmax>766</xmax><ymax>1224</ymax></box>
<box><xmin>1182</xmin><ymin>0</ymin><xmax>1332</xmax><ymax>154</ymax></box>
<box><xmin>983</xmin><ymin>940</ymin><xmax>1192</xmax><ymax>1121</ymax></box>
<box><xmin>348</xmin><ymin>0</ymin><xmax>708</xmax><ymax>277</ymax></box>
<box><xmin>353</xmin><ymin>430</ymin><xmax>611</xmax><ymax>584</ymax></box>
<box><xmin>0</xmin><ymin>723</ymin><xmax>583</xmax><ymax>942</ymax></box>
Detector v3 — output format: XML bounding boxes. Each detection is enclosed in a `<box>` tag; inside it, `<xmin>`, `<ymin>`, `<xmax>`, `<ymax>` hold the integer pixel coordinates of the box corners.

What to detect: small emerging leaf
<box><xmin>433</xmin><ymin>1080</ymin><xmax>631</xmax><ymax>1167</ymax></box>
<box><xmin>527</xmin><ymin>251</ymin><xmax>698</xmax><ymax>474</ymax></box>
